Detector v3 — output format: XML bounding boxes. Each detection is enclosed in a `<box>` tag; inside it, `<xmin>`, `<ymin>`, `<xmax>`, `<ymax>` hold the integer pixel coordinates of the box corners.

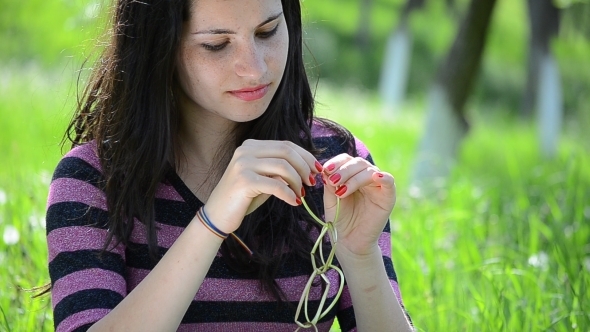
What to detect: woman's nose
<box><xmin>234</xmin><ymin>41</ymin><xmax>267</xmax><ymax>80</ymax></box>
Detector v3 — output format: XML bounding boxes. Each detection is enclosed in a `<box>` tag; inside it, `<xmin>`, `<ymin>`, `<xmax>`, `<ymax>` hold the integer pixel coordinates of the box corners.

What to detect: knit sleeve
<box><xmin>334</xmin><ymin>137</ymin><xmax>412</xmax><ymax>332</ymax></box>
<box><xmin>46</xmin><ymin>144</ymin><xmax>127</xmax><ymax>332</ymax></box>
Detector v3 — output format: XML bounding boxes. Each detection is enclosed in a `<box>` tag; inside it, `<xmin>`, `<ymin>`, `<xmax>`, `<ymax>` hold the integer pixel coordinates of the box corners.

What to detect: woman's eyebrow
<box><xmin>194</xmin><ymin>11</ymin><xmax>283</xmax><ymax>35</ymax></box>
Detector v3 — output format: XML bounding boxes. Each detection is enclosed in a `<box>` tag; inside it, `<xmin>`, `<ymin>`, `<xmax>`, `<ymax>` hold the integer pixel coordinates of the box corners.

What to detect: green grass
<box><xmin>0</xmin><ymin>66</ymin><xmax>73</xmax><ymax>331</ymax></box>
<box><xmin>1</xmin><ymin>68</ymin><xmax>588</xmax><ymax>331</ymax></box>
<box><xmin>316</xmin><ymin>83</ymin><xmax>590</xmax><ymax>331</ymax></box>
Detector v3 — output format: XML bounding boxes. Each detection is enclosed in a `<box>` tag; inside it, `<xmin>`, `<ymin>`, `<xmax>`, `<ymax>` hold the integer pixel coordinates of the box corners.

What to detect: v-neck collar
<box><xmin>166</xmin><ymin>168</ymin><xmax>204</xmax><ymax>213</ymax></box>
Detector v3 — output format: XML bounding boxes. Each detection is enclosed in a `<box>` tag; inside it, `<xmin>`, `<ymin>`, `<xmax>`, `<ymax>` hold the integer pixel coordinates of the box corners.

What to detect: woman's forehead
<box><xmin>188</xmin><ymin>0</ymin><xmax>284</xmax><ymax>30</ymax></box>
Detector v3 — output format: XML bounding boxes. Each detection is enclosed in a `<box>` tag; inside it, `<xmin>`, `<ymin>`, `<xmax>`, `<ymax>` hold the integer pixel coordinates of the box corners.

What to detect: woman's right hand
<box><xmin>203</xmin><ymin>139</ymin><xmax>322</xmax><ymax>234</ymax></box>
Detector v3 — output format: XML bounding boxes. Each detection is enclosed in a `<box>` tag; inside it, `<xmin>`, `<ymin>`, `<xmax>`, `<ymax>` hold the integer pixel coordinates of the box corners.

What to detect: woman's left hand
<box><xmin>320</xmin><ymin>154</ymin><xmax>396</xmax><ymax>257</ymax></box>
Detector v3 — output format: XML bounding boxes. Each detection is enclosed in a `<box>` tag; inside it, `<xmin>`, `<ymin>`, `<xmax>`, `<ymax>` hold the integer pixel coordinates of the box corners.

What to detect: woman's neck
<box><xmin>175</xmin><ymin>106</ymin><xmax>237</xmax><ymax>201</ymax></box>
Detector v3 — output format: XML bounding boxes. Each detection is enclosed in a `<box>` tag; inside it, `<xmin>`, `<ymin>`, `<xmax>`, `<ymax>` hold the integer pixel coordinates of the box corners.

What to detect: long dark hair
<box><xmin>66</xmin><ymin>0</ymin><xmax>355</xmax><ymax>301</ymax></box>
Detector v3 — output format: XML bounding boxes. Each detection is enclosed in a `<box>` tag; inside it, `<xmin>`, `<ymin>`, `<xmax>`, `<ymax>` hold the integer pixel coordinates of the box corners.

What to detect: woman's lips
<box><xmin>229</xmin><ymin>84</ymin><xmax>270</xmax><ymax>101</ymax></box>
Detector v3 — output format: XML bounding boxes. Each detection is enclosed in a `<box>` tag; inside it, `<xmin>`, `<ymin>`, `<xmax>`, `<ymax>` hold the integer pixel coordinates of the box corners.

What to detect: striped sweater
<box><xmin>46</xmin><ymin>123</ymin><xmax>407</xmax><ymax>331</ymax></box>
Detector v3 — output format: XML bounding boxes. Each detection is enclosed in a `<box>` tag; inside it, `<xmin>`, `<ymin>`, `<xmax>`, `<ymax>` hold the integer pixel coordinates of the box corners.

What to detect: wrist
<box><xmin>197</xmin><ymin>207</ymin><xmax>229</xmax><ymax>239</ymax></box>
<box><xmin>201</xmin><ymin>201</ymin><xmax>237</xmax><ymax>234</ymax></box>
<box><xmin>335</xmin><ymin>244</ymin><xmax>382</xmax><ymax>269</ymax></box>
<box><xmin>198</xmin><ymin>205</ymin><xmax>253</xmax><ymax>257</ymax></box>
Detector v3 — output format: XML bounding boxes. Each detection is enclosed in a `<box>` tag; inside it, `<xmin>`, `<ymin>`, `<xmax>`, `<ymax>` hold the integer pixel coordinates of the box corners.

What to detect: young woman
<box><xmin>46</xmin><ymin>0</ymin><xmax>413</xmax><ymax>331</ymax></box>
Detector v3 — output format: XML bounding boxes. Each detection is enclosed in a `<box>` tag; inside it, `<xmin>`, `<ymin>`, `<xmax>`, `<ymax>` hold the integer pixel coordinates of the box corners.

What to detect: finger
<box><xmin>249</xmin><ymin>158</ymin><xmax>306</xmax><ymax>197</ymax></box>
<box><xmin>372</xmin><ymin>171</ymin><xmax>397</xmax><ymax>208</ymax></box>
<box><xmin>324</xmin><ymin>156</ymin><xmax>371</xmax><ymax>187</ymax></box>
<box><xmin>248</xmin><ymin>173</ymin><xmax>302</xmax><ymax>206</ymax></box>
<box><xmin>206</xmin><ymin>173</ymin><xmax>301</xmax><ymax>233</ymax></box>
<box><xmin>332</xmin><ymin>165</ymin><xmax>378</xmax><ymax>199</ymax></box>
<box><xmin>246</xmin><ymin>193</ymin><xmax>271</xmax><ymax>215</ymax></box>
<box><xmin>324</xmin><ymin>157</ymin><xmax>395</xmax><ymax>200</ymax></box>
<box><xmin>280</xmin><ymin>140</ymin><xmax>324</xmax><ymax>174</ymax></box>
<box><xmin>372</xmin><ymin>171</ymin><xmax>396</xmax><ymax>191</ymax></box>
<box><xmin>322</xmin><ymin>153</ymin><xmax>353</xmax><ymax>179</ymax></box>
<box><xmin>241</xmin><ymin>140</ymin><xmax>320</xmax><ymax>186</ymax></box>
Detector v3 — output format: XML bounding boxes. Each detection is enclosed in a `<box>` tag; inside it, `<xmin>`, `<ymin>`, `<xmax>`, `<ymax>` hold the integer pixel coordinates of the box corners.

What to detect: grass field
<box><xmin>1</xmin><ymin>66</ymin><xmax>588</xmax><ymax>331</ymax></box>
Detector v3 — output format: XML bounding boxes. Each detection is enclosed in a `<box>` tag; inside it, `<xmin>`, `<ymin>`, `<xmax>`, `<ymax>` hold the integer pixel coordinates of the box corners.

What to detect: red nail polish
<box><xmin>301</xmin><ymin>187</ymin><xmax>305</xmax><ymax>197</ymax></box>
<box><xmin>322</xmin><ymin>178</ymin><xmax>327</xmax><ymax>185</ymax></box>
<box><xmin>335</xmin><ymin>185</ymin><xmax>347</xmax><ymax>196</ymax></box>
<box><xmin>315</xmin><ymin>161</ymin><xmax>323</xmax><ymax>172</ymax></box>
<box><xmin>329</xmin><ymin>173</ymin><xmax>341</xmax><ymax>184</ymax></box>
<box><xmin>326</xmin><ymin>164</ymin><xmax>336</xmax><ymax>172</ymax></box>
<box><xmin>377</xmin><ymin>173</ymin><xmax>384</xmax><ymax>178</ymax></box>
<box><xmin>309</xmin><ymin>174</ymin><xmax>316</xmax><ymax>186</ymax></box>
<box><xmin>296</xmin><ymin>197</ymin><xmax>302</xmax><ymax>205</ymax></box>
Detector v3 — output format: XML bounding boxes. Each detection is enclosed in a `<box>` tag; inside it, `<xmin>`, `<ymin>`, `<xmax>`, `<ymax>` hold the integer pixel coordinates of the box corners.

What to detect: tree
<box><xmin>412</xmin><ymin>0</ymin><xmax>498</xmax><ymax>185</ymax></box>
<box><xmin>522</xmin><ymin>0</ymin><xmax>560</xmax><ymax>117</ymax></box>
<box><xmin>355</xmin><ymin>0</ymin><xmax>374</xmax><ymax>51</ymax></box>
<box><xmin>378</xmin><ymin>0</ymin><xmax>425</xmax><ymax>113</ymax></box>
<box><xmin>523</xmin><ymin>0</ymin><xmax>562</xmax><ymax>158</ymax></box>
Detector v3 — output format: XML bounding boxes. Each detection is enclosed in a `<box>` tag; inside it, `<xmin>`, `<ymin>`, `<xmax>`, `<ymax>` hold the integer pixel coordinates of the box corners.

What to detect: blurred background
<box><xmin>0</xmin><ymin>0</ymin><xmax>589</xmax><ymax>331</ymax></box>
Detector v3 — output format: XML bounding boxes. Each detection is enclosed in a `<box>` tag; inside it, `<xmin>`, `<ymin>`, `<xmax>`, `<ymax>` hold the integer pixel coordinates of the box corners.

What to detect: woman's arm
<box><xmin>336</xmin><ymin>245</ymin><xmax>413</xmax><ymax>332</ymax></box>
<box><xmin>89</xmin><ymin>218</ymin><xmax>222</xmax><ymax>331</ymax></box>
<box><xmin>320</xmin><ymin>152</ymin><xmax>413</xmax><ymax>332</ymax></box>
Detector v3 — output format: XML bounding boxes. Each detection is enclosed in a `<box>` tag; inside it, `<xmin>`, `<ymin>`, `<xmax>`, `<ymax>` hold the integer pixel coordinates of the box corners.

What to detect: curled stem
<box><xmin>295</xmin><ymin>196</ymin><xmax>344</xmax><ymax>330</ymax></box>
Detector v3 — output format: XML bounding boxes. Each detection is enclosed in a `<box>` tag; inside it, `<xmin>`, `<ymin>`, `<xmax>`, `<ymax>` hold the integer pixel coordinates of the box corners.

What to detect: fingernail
<box><xmin>301</xmin><ymin>186</ymin><xmax>305</xmax><ymax>197</ymax></box>
<box><xmin>335</xmin><ymin>185</ymin><xmax>347</xmax><ymax>196</ymax></box>
<box><xmin>296</xmin><ymin>197</ymin><xmax>302</xmax><ymax>205</ymax></box>
<box><xmin>326</xmin><ymin>164</ymin><xmax>336</xmax><ymax>172</ymax></box>
<box><xmin>309</xmin><ymin>174</ymin><xmax>316</xmax><ymax>186</ymax></box>
<box><xmin>377</xmin><ymin>172</ymin><xmax>384</xmax><ymax>178</ymax></box>
<box><xmin>329</xmin><ymin>173</ymin><xmax>341</xmax><ymax>184</ymax></box>
<box><xmin>315</xmin><ymin>161</ymin><xmax>323</xmax><ymax>172</ymax></box>
<box><xmin>322</xmin><ymin>178</ymin><xmax>327</xmax><ymax>185</ymax></box>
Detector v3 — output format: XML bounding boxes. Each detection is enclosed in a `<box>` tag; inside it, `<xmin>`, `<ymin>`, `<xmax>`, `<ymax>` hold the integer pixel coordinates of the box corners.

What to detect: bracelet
<box><xmin>196</xmin><ymin>206</ymin><xmax>254</xmax><ymax>256</ymax></box>
<box><xmin>197</xmin><ymin>207</ymin><xmax>228</xmax><ymax>239</ymax></box>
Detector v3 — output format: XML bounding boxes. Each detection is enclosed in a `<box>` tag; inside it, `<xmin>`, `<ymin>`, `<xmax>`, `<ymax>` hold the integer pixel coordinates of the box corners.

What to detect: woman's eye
<box><xmin>200</xmin><ymin>24</ymin><xmax>279</xmax><ymax>51</ymax></box>
<box><xmin>202</xmin><ymin>42</ymin><xmax>229</xmax><ymax>52</ymax></box>
<box><xmin>257</xmin><ymin>24</ymin><xmax>279</xmax><ymax>39</ymax></box>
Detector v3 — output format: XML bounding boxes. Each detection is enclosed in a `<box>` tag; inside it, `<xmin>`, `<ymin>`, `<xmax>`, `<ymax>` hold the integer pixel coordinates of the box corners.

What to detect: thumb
<box><xmin>371</xmin><ymin>171</ymin><xmax>397</xmax><ymax>209</ymax></box>
<box><xmin>245</xmin><ymin>193</ymin><xmax>271</xmax><ymax>215</ymax></box>
<box><xmin>246</xmin><ymin>174</ymin><xmax>285</xmax><ymax>215</ymax></box>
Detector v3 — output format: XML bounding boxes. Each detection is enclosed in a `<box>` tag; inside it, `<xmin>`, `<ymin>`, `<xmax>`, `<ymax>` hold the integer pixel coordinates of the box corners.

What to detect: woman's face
<box><xmin>176</xmin><ymin>0</ymin><xmax>289</xmax><ymax>125</ymax></box>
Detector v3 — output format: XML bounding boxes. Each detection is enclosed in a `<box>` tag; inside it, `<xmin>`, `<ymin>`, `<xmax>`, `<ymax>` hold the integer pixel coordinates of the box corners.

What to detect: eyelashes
<box><xmin>256</xmin><ymin>24</ymin><xmax>280</xmax><ymax>39</ymax></box>
<box><xmin>202</xmin><ymin>41</ymin><xmax>229</xmax><ymax>52</ymax></box>
<box><xmin>201</xmin><ymin>24</ymin><xmax>280</xmax><ymax>52</ymax></box>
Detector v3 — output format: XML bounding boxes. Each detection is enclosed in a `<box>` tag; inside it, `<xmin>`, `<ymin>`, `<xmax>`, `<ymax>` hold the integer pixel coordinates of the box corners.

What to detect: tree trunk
<box><xmin>355</xmin><ymin>0</ymin><xmax>373</xmax><ymax>51</ymax></box>
<box><xmin>522</xmin><ymin>0</ymin><xmax>561</xmax><ymax>158</ymax></box>
<box><xmin>537</xmin><ymin>52</ymin><xmax>562</xmax><ymax>158</ymax></box>
<box><xmin>522</xmin><ymin>0</ymin><xmax>560</xmax><ymax>117</ymax></box>
<box><xmin>412</xmin><ymin>0</ymin><xmax>497</xmax><ymax>185</ymax></box>
<box><xmin>379</xmin><ymin>19</ymin><xmax>412</xmax><ymax>113</ymax></box>
<box><xmin>378</xmin><ymin>0</ymin><xmax>425</xmax><ymax>114</ymax></box>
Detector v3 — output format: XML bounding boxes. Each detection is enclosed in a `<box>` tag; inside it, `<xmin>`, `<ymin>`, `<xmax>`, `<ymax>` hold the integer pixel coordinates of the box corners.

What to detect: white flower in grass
<box><xmin>0</xmin><ymin>189</ymin><xmax>6</xmax><ymax>205</ymax></box>
<box><xmin>39</xmin><ymin>170</ymin><xmax>52</xmax><ymax>186</ymax></box>
<box><xmin>3</xmin><ymin>225</ymin><xmax>20</xmax><ymax>245</ymax></box>
<box><xmin>29</xmin><ymin>213</ymin><xmax>46</xmax><ymax>230</ymax></box>
<box><xmin>528</xmin><ymin>251</ymin><xmax>549</xmax><ymax>270</ymax></box>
